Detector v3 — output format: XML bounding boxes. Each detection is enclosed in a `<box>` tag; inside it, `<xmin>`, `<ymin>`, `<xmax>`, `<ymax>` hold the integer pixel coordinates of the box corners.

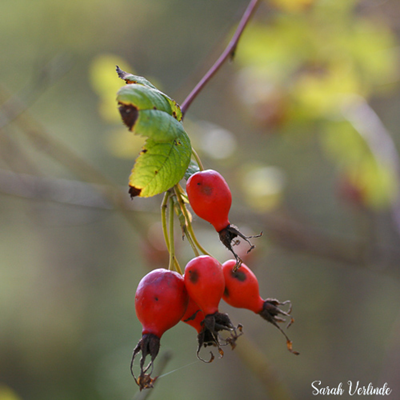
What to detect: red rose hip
<box><xmin>222</xmin><ymin>260</ymin><xmax>299</xmax><ymax>355</ymax></box>
<box><xmin>186</xmin><ymin>169</ymin><xmax>231</xmax><ymax>232</ymax></box>
<box><xmin>222</xmin><ymin>260</ymin><xmax>264</xmax><ymax>313</ymax></box>
<box><xmin>135</xmin><ymin>269</ymin><xmax>188</xmax><ymax>337</ymax></box>
<box><xmin>132</xmin><ymin>269</ymin><xmax>188</xmax><ymax>390</ymax></box>
<box><xmin>184</xmin><ymin>255</ymin><xmax>225</xmax><ymax>316</ymax></box>
<box><xmin>186</xmin><ymin>169</ymin><xmax>262</xmax><ymax>269</ymax></box>
<box><xmin>184</xmin><ymin>255</ymin><xmax>242</xmax><ymax>360</ymax></box>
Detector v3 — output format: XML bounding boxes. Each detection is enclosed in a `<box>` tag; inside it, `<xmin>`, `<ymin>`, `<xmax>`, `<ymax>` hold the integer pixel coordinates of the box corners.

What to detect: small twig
<box><xmin>180</xmin><ymin>0</ymin><xmax>260</xmax><ymax>116</ymax></box>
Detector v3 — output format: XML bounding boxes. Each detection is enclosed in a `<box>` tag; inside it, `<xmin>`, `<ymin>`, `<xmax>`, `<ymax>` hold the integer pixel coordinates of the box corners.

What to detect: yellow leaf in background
<box><xmin>320</xmin><ymin>121</ymin><xmax>371</xmax><ymax>166</ymax></box>
<box><xmin>89</xmin><ymin>54</ymin><xmax>133</xmax><ymax>123</ymax></box>
<box><xmin>269</xmin><ymin>0</ymin><xmax>316</xmax><ymax>12</ymax></box>
<box><xmin>90</xmin><ymin>54</ymin><xmax>132</xmax><ymax>96</ymax></box>
<box><xmin>236</xmin><ymin>20</ymin><xmax>312</xmax><ymax>82</ymax></box>
<box><xmin>292</xmin><ymin>65</ymin><xmax>365</xmax><ymax>118</ymax></box>
<box><xmin>345</xmin><ymin>159</ymin><xmax>398</xmax><ymax>210</ymax></box>
<box><xmin>0</xmin><ymin>385</ymin><xmax>22</xmax><ymax>400</ymax></box>
<box><xmin>239</xmin><ymin>164</ymin><xmax>286</xmax><ymax>213</ymax></box>
<box><xmin>346</xmin><ymin>19</ymin><xmax>398</xmax><ymax>90</ymax></box>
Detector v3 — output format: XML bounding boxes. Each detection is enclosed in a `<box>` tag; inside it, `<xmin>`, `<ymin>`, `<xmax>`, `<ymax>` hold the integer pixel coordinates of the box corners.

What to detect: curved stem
<box><xmin>175</xmin><ymin>182</ymin><xmax>189</xmax><ymax>201</ymax></box>
<box><xmin>168</xmin><ymin>196</ymin><xmax>182</xmax><ymax>274</ymax></box>
<box><xmin>174</xmin><ymin>185</ymin><xmax>212</xmax><ymax>257</ymax></box>
<box><xmin>161</xmin><ymin>191</ymin><xmax>171</xmax><ymax>254</ymax></box>
<box><xmin>187</xmin><ymin>220</ymin><xmax>212</xmax><ymax>257</ymax></box>
<box><xmin>180</xmin><ymin>0</ymin><xmax>260</xmax><ymax>116</ymax></box>
<box><xmin>184</xmin><ymin>224</ymin><xmax>201</xmax><ymax>257</ymax></box>
<box><xmin>168</xmin><ymin>196</ymin><xmax>174</xmax><ymax>270</ymax></box>
<box><xmin>191</xmin><ymin>147</ymin><xmax>205</xmax><ymax>171</ymax></box>
<box><xmin>170</xmin><ymin>188</ymin><xmax>200</xmax><ymax>257</ymax></box>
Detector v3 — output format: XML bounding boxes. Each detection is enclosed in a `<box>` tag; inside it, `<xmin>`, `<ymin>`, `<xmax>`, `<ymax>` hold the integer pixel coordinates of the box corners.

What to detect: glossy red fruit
<box><xmin>222</xmin><ymin>260</ymin><xmax>299</xmax><ymax>355</ymax></box>
<box><xmin>184</xmin><ymin>255</ymin><xmax>225</xmax><ymax>316</ymax></box>
<box><xmin>186</xmin><ymin>169</ymin><xmax>262</xmax><ymax>269</ymax></box>
<box><xmin>186</xmin><ymin>169</ymin><xmax>231</xmax><ymax>232</ymax></box>
<box><xmin>183</xmin><ymin>256</ymin><xmax>242</xmax><ymax>360</ymax></box>
<box><xmin>135</xmin><ymin>268</ymin><xmax>188</xmax><ymax>337</ymax></box>
<box><xmin>222</xmin><ymin>259</ymin><xmax>264</xmax><ymax>313</ymax></box>
<box><xmin>132</xmin><ymin>269</ymin><xmax>188</xmax><ymax>390</ymax></box>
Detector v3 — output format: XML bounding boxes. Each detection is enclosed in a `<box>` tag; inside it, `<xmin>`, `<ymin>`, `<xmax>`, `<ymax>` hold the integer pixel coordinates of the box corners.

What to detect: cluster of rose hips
<box><xmin>131</xmin><ymin>169</ymin><xmax>298</xmax><ymax>391</ymax></box>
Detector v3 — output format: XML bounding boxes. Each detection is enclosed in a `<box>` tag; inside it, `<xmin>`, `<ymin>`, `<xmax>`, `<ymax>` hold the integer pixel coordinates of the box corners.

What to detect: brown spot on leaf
<box><xmin>129</xmin><ymin>186</ymin><xmax>142</xmax><ymax>198</ymax></box>
<box><xmin>119</xmin><ymin>103</ymin><xmax>138</xmax><ymax>131</ymax></box>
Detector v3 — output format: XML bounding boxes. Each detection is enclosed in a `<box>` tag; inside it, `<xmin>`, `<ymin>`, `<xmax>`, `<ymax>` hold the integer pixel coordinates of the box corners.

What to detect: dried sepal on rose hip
<box><xmin>222</xmin><ymin>259</ymin><xmax>299</xmax><ymax>355</ymax></box>
<box><xmin>132</xmin><ymin>269</ymin><xmax>189</xmax><ymax>390</ymax></box>
<box><xmin>181</xmin><ymin>296</ymin><xmax>219</xmax><ymax>363</ymax></box>
<box><xmin>183</xmin><ymin>255</ymin><xmax>242</xmax><ymax>361</ymax></box>
<box><xmin>186</xmin><ymin>169</ymin><xmax>261</xmax><ymax>269</ymax></box>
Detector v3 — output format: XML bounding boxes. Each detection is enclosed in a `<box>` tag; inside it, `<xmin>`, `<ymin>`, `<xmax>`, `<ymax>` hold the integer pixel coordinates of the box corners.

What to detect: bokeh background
<box><xmin>1</xmin><ymin>0</ymin><xmax>400</xmax><ymax>399</ymax></box>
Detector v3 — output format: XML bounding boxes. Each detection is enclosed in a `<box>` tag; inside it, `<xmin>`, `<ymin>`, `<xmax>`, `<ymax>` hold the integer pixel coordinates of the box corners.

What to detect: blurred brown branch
<box><xmin>262</xmin><ymin>212</ymin><xmax>400</xmax><ymax>276</ymax></box>
<box><xmin>2</xmin><ymin>166</ymin><xmax>400</xmax><ymax>278</ymax></box>
<box><xmin>0</xmin><ymin>90</ymin><xmax>146</xmax><ymax>232</ymax></box>
<box><xmin>0</xmin><ymin>54</ymin><xmax>72</xmax><ymax>130</ymax></box>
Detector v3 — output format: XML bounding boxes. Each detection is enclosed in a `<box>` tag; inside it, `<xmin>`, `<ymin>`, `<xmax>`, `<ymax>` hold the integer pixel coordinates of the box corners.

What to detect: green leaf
<box><xmin>128</xmin><ymin>128</ymin><xmax>192</xmax><ymax>198</ymax></box>
<box><xmin>133</xmin><ymin>109</ymin><xmax>183</xmax><ymax>142</ymax></box>
<box><xmin>117</xmin><ymin>66</ymin><xmax>182</xmax><ymax>121</ymax></box>
<box><xmin>117</xmin><ymin>84</ymin><xmax>173</xmax><ymax>116</ymax></box>
<box><xmin>116</xmin><ymin>76</ymin><xmax>191</xmax><ymax>198</ymax></box>
<box><xmin>116</xmin><ymin>65</ymin><xmax>158</xmax><ymax>89</ymax></box>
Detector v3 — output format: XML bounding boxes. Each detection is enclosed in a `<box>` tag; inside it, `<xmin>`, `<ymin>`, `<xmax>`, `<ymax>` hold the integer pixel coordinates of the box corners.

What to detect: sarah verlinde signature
<box><xmin>311</xmin><ymin>381</ymin><xmax>392</xmax><ymax>396</ymax></box>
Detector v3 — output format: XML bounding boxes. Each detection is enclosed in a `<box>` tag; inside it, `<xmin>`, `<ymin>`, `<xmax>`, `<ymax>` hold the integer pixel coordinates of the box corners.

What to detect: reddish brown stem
<box><xmin>180</xmin><ymin>0</ymin><xmax>260</xmax><ymax>117</ymax></box>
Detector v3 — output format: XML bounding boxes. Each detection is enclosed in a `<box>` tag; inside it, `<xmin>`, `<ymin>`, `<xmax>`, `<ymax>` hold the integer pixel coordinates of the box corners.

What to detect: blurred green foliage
<box><xmin>1</xmin><ymin>0</ymin><xmax>400</xmax><ymax>399</ymax></box>
<box><xmin>237</xmin><ymin>0</ymin><xmax>399</xmax><ymax>210</ymax></box>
